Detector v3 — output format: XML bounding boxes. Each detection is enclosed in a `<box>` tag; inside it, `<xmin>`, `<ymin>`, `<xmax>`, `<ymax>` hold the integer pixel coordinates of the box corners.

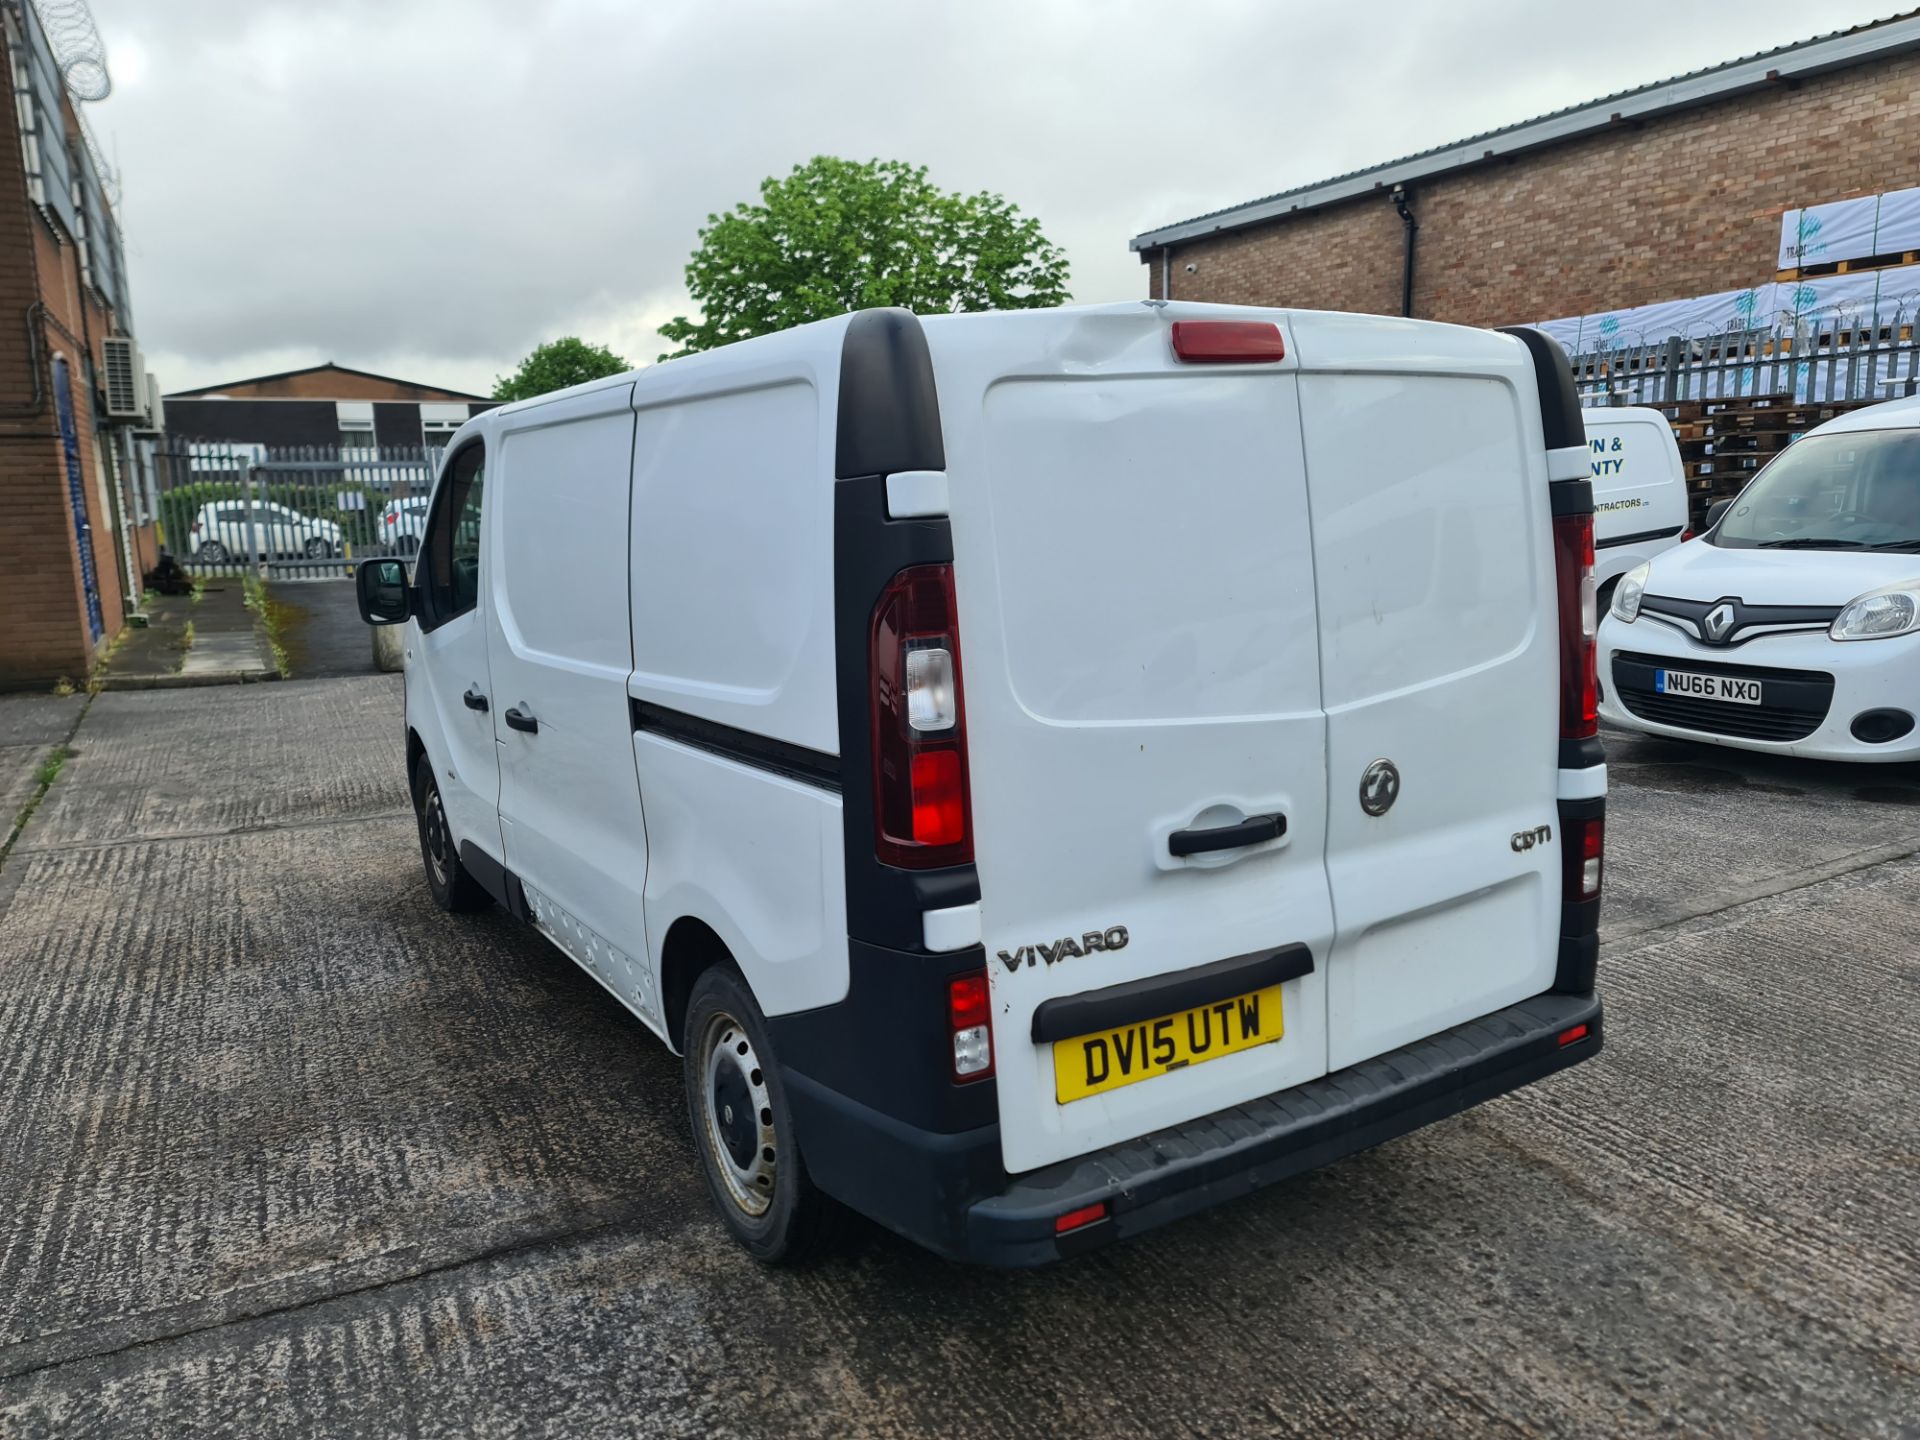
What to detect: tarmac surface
<box><xmin>0</xmin><ymin>677</ymin><xmax>1914</xmax><ymax>1437</ymax></box>
<box><xmin>267</xmin><ymin>578</ymin><xmax>383</xmax><ymax>680</ymax></box>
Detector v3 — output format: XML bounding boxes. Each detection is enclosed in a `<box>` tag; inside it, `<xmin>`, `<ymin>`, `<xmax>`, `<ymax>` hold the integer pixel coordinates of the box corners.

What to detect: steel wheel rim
<box><xmin>421</xmin><ymin>785</ymin><xmax>450</xmax><ymax>887</ymax></box>
<box><xmin>305</xmin><ymin>537</ymin><xmax>329</xmax><ymax>558</ymax></box>
<box><xmin>698</xmin><ymin>1010</ymin><xmax>777</xmax><ymax>1218</ymax></box>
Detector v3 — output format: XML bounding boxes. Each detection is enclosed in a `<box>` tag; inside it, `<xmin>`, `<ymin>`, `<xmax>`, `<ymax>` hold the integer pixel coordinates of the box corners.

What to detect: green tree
<box><xmin>491</xmin><ymin>337</ymin><xmax>630</xmax><ymax>402</ymax></box>
<box><xmin>658</xmin><ymin>157</ymin><xmax>1070</xmax><ymax>358</ymax></box>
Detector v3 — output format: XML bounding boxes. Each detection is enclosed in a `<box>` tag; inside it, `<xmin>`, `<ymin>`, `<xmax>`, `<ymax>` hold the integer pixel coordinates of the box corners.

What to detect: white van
<box><xmin>356</xmin><ymin>303</ymin><xmax>1607</xmax><ymax>1266</ymax></box>
<box><xmin>1582</xmin><ymin>405</ymin><xmax>1690</xmax><ymax>608</ymax></box>
<box><xmin>1599</xmin><ymin>393</ymin><xmax>1920</xmax><ymax>761</ymax></box>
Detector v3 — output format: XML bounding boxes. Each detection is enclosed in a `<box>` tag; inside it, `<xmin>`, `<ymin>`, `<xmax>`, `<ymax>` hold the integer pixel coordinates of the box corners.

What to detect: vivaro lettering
<box><xmin>999</xmin><ymin>926</ymin><xmax>1130</xmax><ymax>972</ymax></box>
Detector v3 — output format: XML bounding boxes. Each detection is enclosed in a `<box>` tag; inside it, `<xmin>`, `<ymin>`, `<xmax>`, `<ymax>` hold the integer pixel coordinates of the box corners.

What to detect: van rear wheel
<box><xmin>411</xmin><ymin>754</ymin><xmax>490</xmax><ymax>913</ymax></box>
<box><xmin>683</xmin><ymin>966</ymin><xmax>842</xmax><ymax>1263</ymax></box>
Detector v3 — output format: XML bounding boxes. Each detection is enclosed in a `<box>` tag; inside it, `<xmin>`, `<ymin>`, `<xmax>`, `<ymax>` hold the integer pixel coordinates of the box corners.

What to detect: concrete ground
<box><xmin>0</xmin><ymin>682</ymin><xmax>1914</xmax><ymax>1438</ymax></box>
<box><xmin>102</xmin><ymin>583</ymin><xmax>276</xmax><ymax>689</ymax></box>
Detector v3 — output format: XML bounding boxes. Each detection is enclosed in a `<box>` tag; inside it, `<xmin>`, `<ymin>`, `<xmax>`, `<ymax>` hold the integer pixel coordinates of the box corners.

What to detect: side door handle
<box><xmin>462</xmin><ymin>686</ymin><xmax>488</xmax><ymax>712</ymax></box>
<box><xmin>1169</xmin><ymin>812</ymin><xmax>1286</xmax><ymax>857</ymax></box>
<box><xmin>503</xmin><ymin>706</ymin><xmax>539</xmax><ymax>735</ymax></box>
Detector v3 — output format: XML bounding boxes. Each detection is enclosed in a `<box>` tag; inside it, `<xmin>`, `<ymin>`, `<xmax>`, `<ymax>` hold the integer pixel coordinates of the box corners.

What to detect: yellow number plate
<box><xmin>1053</xmin><ymin>985</ymin><xmax>1284</xmax><ymax>1104</ymax></box>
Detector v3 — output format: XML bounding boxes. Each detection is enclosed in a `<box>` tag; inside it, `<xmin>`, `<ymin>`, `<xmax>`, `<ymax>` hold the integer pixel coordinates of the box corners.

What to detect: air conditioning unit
<box><xmin>141</xmin><ymin>371</ymin><xmax>165</xmax><ymax>433</ymax></box>
<box><xmin>100</xmin><ymin>336</ymin><xmax>145</xmax><ymax>420</ymax></box>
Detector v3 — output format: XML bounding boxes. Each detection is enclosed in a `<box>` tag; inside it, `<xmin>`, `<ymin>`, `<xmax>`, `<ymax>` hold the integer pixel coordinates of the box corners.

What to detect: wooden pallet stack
<box><xmin>1652</xmin><ymin>394</ymin><xmax>1877</xmax><ymax>526</ymax></box>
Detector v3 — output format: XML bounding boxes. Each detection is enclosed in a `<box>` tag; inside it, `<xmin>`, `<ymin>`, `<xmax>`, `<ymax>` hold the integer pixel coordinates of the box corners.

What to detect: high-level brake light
<box><xmin>1170</xmin><ymin>320</ymin><xmax>1287</xmax><ymax>364</ymax></box>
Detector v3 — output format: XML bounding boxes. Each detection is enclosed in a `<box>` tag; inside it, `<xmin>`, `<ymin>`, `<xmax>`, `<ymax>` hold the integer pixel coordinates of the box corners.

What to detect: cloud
<box><xmin>83</xmin><ymin>0</ymin><xmax>1900</xmax><ymax>394</ymax></box>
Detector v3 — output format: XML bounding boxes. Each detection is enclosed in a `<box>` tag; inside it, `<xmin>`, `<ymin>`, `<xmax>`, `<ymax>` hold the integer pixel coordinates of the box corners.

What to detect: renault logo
<box><xmin>1359</xmin><ymin>759</ymin><xmax>1400</xmax><ymax>817</ymax></box>
<box><xmin>1703</xmin><ymin>602</ymin><xmax>1737</xmax><ymax>643</ymax></box>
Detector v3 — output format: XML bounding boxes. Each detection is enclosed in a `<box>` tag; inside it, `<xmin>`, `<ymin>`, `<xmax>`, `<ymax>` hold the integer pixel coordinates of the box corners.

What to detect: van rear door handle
<box><xmin>1169</xmin><ymin>812</ymin><xmax>1286</xmax><ymax>857</ymax></box>
<box><xmin>462</xmin><ymin>687</ymin><xmax>488</xmax><ymax>712</ymax></box>
<box><xmin>503</xmin><ymin>706</ymin><xmax>539</xmax><ymax>735</ymax></box>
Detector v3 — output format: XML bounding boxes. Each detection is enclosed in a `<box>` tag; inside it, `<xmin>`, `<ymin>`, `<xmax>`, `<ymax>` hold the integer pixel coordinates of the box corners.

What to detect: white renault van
<box><xmin>1599</xmin><ymin>393</ymin><xmax>1920</xmax><ymax>761</ymax></box>
<box><xmin>356</xmin><ymin>303</ymin><xmax>1607</xmax><ymax>1266</ymax></box>
<box><xmin>1582</xmin><ymin>405</ymin><xmax>1690</xmax><ymax>608</ymax></box>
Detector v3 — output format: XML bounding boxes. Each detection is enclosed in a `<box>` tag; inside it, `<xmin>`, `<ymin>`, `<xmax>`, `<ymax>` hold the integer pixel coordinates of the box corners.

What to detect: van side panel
<box><xmin>627</xmin><ymin>377</ymin><xmax>851</xmax><ymax>1021</ymax></box>
<box><xmin>1291</xmin><ymin>347</ymin><xmax>1561</xmax><ymax>1072</ymax></box>
<box><xmin>487</xmin><ymin>388</ymin><xmax>660</xmax><ymax>1030</ymax></box>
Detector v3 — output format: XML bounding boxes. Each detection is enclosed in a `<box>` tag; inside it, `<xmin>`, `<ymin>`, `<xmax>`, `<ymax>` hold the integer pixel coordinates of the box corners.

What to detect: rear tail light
<box><xmin>948</xmin><ymin>971</ymin><xmax>993</xmax><ymax>1082</ymax></box>
<box><xmin>1552</xmin><ymin>512</ymin><xmax>1598</xmax><ymax>739</ymax></box>
<box><xmin>190</xmin><ymin>518</ymin><xmax>201</xmax><ymax>533</ymax></box>
<box><xmin>870</xmin><ymin>564</ymin><xmax>972</xmax><ymax>867</ymax></box>
<box><xmin>1170</xmin><ymin>320</ymin><xmax>1287</xmax><ymax>364</ymax></box>
<box><xmin>1562</xmin><ymin>811</ymin><xmax>1604</xmax><ymax>902</ymax></box>
<box><xmin>1680</xmin><ymin>527</ymin><xmax>1695</xmax><ymax>543</ymax></box>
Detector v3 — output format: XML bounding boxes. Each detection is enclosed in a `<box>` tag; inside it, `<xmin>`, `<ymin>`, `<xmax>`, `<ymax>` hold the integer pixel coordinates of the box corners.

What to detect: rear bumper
<box><xmin>786</xmin><ymin>990</ymin><xmax>1602</xmax><ymax>1267</ymax></box>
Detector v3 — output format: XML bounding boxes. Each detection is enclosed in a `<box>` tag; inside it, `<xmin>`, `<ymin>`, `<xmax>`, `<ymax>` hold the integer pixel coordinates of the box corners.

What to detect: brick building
<box><xmin>0</xmin><ymin>0</ymin><xmax>153</xmax><ymax>690</ymax></box>
<box><xmin>164</xmin><ymin>364</ymin><xmax>493</xmax><ymax>453</ymax></box>
<box><xmin>1132</xmin><ymin>14</ymin><xmax>1920</xmax><ymax>336</ymax></box>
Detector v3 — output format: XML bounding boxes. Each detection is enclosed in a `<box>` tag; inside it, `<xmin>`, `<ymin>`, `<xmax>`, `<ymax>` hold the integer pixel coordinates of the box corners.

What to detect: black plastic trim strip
<box><xmin>1559</xmin><ymin>734</ymin><xmax>1606</xmax><ymax>770</ymax></box>
<box><xmin>458</xmin><ymin>841</ymin><xmax>512</xmax><ymax>910</ymax></box>
<box><xmin>1553</xmin><ymin>797</ymin><xmax>1604</xmax><ymax>994</ymax></box>
<box><xmin>1596</xmin><ymin>524</ymin><xmax>1684</xmax><ymax>550</ymax></box>
<box><xmin>460</xmin><ymin>841</ymin><xmax>531</xmax><ymax>921</ymax></box>
<box><xmin>836</xmin><ymin>308</ymin><xmax>946</xmax><ymax>479</ymax></box>
<box><xmin>632</xmin><ymin>701</ymin><xmax>841</xmax><ymax>793</ymax></box>
<box><xmin>833</xmin><ymin>309</ymin><xmax>978</xmax><ymax>954</ymax></box>
<box><xmin>1498</xmin><ymin>326</ymin><xmax>1586</xmax><ymax>453</ymax></box>
<box><xmin>1549</xmin><ymin>478</ymin><xmax>1595</xmax><ymax>516</ymax></box>
<box><xmin>1030</xmin><ymin>943</ymin><xmax>1315</xmax><ymax>1044</ymax></box>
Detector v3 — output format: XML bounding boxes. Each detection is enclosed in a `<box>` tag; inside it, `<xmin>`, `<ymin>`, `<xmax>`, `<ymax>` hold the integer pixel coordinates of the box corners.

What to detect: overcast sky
<box><xmin>82</xmin><ymin>0</ymin><xmax>1904</xmax><ymax>398</ymax></box>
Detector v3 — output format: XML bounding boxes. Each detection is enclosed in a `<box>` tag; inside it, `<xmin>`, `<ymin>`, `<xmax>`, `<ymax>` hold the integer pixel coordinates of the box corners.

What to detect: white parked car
<box><xmin>1599</xmin><ymin>393</ymin><xmax>1920</xmax><ymax>761</ymax></box>
<box><xmin>379</xmin><ymin>496</ymin><xmax>431</xmax><ymax>555</ymax></box>
<box><xmin>189</xmin><ymin>500</ymin><xmax>342</xmax><ymax>562</ymax></box>
<box><xmin>355</xmin><ymin>303</ymin><xmax>1606</xmax><ymax>1265</ymax></box>
<box><xmin>1583</xmin><ymin>405</ymin><xmax>1690</xmax><ymax>608</ymax></box>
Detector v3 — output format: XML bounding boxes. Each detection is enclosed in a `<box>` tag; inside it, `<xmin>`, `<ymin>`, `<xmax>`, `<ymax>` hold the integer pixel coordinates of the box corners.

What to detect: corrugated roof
<box><xmin>1131</xmin><ymin>10</ymin><xmax>1920</xmax><ymax>251</ymax></box>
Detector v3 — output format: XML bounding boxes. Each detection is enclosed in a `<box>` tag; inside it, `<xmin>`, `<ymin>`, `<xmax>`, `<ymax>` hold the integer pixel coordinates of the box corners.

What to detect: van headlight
<box><xmin>1830</xmin><ymin>583</ymin><xmax>1920</xmax><ymax>641</ymax></box>
<box><xmin>1610</xmin><ymin>562</ymin><xmax>1650</xmax><ymax>623</ymax></box>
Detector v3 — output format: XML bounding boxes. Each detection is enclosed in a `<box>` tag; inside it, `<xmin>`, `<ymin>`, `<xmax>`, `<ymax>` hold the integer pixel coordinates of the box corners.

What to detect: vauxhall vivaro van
<box><xmin>356</xmin><ymin>303</ymin><xmax>1607</xmax><ymax>1265</ymax></box>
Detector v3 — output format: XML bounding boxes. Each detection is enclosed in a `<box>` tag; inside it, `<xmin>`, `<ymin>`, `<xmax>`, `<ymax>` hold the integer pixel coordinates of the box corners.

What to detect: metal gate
<box><xmin>150</xmin><ymin>440</ymin><xmax>442</xmax><ymax>580</ymax></box>
<box><xmin>1570</xmin><ymin>303</ymin><xmax>1920</xmax><ymax>407</ymax></box>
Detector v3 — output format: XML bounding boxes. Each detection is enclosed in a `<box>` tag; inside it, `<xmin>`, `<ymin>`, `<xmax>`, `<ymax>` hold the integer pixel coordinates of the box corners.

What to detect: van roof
<box><xmin>1809</xmin><ymin>392</ymin><xmax>1920</xmax><ymax>437</ymax></box>
<box><xmin>486</xmin><ymin>301</ymin><xmax>1532</xmax><ymax>425</ymax></box>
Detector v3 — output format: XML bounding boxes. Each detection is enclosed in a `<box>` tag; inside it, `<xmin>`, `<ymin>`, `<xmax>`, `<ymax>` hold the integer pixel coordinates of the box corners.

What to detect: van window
<box><xmin>420</xmin><ymin>444</ymin><xmax>486</xmax><ymax>626</ymax></box>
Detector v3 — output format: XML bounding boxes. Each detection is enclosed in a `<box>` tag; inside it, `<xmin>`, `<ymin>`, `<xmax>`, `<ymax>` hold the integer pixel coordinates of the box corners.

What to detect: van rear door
<box><xmin>930</xmin><ymin>308</ymin><xmax>1335</xmax><ymax>1175</ymax></box>
<box><xmin>1288</xmin><ymin>314</ymin><xmax>1564</xmax><ymax>1071</ymax></box>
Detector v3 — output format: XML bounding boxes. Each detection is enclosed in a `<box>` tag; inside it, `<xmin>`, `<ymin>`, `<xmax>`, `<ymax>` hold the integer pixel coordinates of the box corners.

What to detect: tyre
<box><xmin>683</xmin><ymin>966</ymin><xmax>843</xmax><ymax>1263</ymax></box>
<box><xmin>397</xmin><ymin>535</ymin><xmax>419</xmax><ymax>558</ymax></box>
<box><xmin>198</xmin><ymin>540</ymin><xmax>229</xmax><ymax>564</ymax></box>
<box><xmin>304</xmin><ymin>536</ymin><xmax>335</xmax><ymax>559</ymax></box>
<box><xmin>411</xmin><ymin>753</ymin><xmax>491</xmax><ymax>913</ymax></box>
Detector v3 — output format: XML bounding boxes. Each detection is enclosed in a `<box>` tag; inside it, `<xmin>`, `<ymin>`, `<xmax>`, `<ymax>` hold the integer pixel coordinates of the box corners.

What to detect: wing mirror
<box><xmin>356</xmin><ymin>557</ymin><xmax>412</xmax><ymax>626</ymax></box>
<box><xmin>1702</xmin><ymin>497</ymin><xmax>1734</xmax><ymax>533</ymax></box>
